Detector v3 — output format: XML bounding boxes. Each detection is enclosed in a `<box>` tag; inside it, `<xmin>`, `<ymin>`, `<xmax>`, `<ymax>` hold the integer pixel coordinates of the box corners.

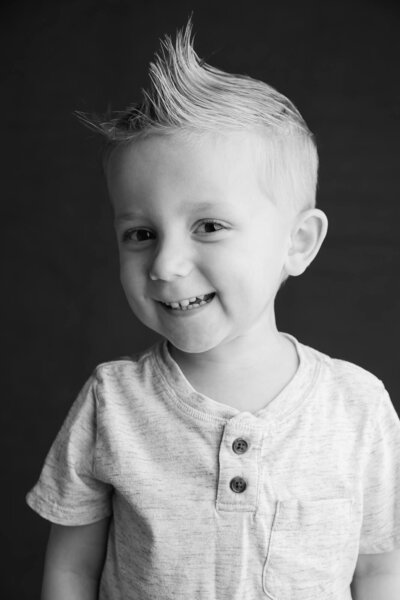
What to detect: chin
<box><xmin>167</xmin><ymin>333</ymin><xmax>221</xmax><ymax>355</ymax></box>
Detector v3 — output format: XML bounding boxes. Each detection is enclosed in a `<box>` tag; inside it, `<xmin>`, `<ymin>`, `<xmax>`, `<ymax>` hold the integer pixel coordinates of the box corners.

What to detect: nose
<box><xmin>149</xmin><ymin>236</ymin><xmax>193</xmax><ymax>281</ymax></box>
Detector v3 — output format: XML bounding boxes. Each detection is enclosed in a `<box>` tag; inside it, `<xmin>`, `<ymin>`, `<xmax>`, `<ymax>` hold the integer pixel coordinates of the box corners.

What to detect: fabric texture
<box><xmin>26</xmin><ymin>334</ymin><xmax>400</xmax><ymax>599</ymax></box>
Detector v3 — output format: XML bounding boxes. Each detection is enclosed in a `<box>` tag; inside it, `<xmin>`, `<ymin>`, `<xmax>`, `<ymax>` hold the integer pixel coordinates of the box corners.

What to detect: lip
<box><xmin>156</xmin><ymin>292</ymin><xmax>215</xmax><ymax>305</ymax></box>
<box><xmin>159</xmin><ymin>303</ymin><xmax>207</xmax><ymax>316</ymax></box>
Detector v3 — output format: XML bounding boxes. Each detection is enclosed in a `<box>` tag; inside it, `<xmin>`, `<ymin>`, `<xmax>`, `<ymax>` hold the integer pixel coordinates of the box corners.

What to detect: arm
<box><xmin>351</xmin><ymin>549</ymin><xmax>400</xmax><ymax>600</ymax></box>
<box><xmin>41</xmin><ymin>518</ymin><xmax>110</xmax><ymax>600</ymax></box>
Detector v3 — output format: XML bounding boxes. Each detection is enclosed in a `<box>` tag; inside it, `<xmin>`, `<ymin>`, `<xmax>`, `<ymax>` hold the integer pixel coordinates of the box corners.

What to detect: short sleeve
<box><xmin>359</xmin><ymin>388</ymin><xmax>400</xmax><ymax>553</ymax></box>
<box><xmin>26</xmin><ymin>374</ymin><xmax>113</xmax><ymax>526</ymax></box>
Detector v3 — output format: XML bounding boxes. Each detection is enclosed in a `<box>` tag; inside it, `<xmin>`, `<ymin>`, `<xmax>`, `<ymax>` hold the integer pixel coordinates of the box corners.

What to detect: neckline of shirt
<box><xmin>151</xmin><ymin>333</ymin><xmax>322</xmax><ymax>426</ymax></box>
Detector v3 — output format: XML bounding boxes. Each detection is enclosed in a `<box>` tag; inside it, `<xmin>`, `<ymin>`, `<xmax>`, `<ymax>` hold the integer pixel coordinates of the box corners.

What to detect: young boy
<box><xmin>26</xmin><ymin>21</ymin><xmax>400</xmax><ymax>600</ymax></box>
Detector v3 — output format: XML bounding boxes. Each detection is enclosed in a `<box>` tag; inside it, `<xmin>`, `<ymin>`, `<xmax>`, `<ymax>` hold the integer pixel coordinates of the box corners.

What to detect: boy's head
<box><xmin>82</xmin><ymin>21</ymin><xmax>327</xmax><ymax>354</ymax></box>
<box><xmin>85</xmin><ymin>19</ymin><xmax>318</xmax><ymax>215</ymax></box>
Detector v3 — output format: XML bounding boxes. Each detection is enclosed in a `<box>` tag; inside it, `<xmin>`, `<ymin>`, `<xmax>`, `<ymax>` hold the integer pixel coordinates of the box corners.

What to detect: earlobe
<box><xmin>284</xmin><ymin>208</ymin><xmax>328</xmax><ymax>277</ymax></box>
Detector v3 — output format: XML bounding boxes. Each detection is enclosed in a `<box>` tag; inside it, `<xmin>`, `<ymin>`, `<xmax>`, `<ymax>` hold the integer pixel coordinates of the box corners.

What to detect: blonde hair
<box><xmin>78</xmin><ymin>18</ymin><xmax>318</xmax><ymax>211</ymax></box>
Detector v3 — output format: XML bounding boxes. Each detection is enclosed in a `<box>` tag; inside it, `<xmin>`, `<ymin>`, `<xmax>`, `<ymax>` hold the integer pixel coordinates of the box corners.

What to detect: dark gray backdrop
<box><xmin>2</xmin><ymin>0</ymin><xmax>400</xmax><ymax>597</ymax></box>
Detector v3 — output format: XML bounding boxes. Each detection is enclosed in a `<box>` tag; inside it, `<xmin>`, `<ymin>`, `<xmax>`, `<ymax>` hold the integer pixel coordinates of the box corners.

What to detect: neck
<box><xmin>168</xmin><ymin>319</ymin><xmax>297</xmax><ymax>382</ymax></box>
<box><xmin>169</xmin><ymin>329</ymin><xmax>282</xmax><ymax>369</ymax></box>
<box><xmin>168</xmin><ymin>324</ymin><xmax>299</xmax><ymax>411</ymax></box>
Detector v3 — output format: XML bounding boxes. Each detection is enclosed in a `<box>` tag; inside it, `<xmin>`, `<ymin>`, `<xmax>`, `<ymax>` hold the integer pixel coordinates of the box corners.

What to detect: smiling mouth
<box><xmin>160</xmin><ymin>292</ymin><xmax>216</xmax><ymax>311</ymax></box>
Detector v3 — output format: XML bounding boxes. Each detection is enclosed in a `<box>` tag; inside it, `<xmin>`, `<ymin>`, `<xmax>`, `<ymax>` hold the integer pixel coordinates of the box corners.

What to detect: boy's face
<box><xmin>107</xmin><ymin>131</ymin><xmax>295</xmax><ymax>354</ymax></box>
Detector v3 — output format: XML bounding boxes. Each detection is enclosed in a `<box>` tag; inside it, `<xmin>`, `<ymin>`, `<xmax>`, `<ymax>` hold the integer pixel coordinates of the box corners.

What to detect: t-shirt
<box><xmin>26</xmin><ymin>334</ymin><xmax>400</xmax><ymax>600</ymax></box>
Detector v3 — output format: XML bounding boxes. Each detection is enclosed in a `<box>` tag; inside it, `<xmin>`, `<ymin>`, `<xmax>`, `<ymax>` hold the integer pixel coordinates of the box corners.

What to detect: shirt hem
<box><xmin>359</xmin><ymin>533</ymin><xmax>400</xmax><ymax>554</ymax></box>
<box><xmin>26</xmin><ymin>490</ymin><xmax>111</xmax><ymax>526</ymax></box>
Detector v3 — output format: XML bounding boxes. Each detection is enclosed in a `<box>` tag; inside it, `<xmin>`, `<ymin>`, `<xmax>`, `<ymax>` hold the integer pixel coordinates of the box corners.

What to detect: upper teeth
<box><xmin>163</xmin><ymin>293</ymin><xmax>212</xmax><ymax>308</ymax></box>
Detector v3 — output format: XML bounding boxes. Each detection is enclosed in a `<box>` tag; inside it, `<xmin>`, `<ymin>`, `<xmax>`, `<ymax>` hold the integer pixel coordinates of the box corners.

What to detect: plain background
<box><xmin>2</xmin><ymin>0</ymin><xmax>400</xmax><ymax>597</ymax></box>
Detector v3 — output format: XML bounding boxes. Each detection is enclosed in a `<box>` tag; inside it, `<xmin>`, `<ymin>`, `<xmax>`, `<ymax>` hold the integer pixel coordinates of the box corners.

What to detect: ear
<box><xmin>284</xmin><ymin>209</ymin><xmax>328</xmax><ymax>277</ymax></box>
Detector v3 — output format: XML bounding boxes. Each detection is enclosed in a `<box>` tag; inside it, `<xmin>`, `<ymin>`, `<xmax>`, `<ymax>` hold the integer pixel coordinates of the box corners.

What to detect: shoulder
<box><xmin>301</xmin><ymin>341</ymin><xmax>387</xmax><ymax>410</ymax></box>
<box><xmin>88</xmin><ymin>342</ymin><xmax>163</xmax><ymax>402</ymax></box>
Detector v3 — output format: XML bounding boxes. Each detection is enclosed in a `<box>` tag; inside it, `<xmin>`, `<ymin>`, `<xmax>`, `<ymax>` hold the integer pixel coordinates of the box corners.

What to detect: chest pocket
<box><xmin>263</xmin><ymin>498</ymin><xmax>355</xmax><ymax>599</ymax></box>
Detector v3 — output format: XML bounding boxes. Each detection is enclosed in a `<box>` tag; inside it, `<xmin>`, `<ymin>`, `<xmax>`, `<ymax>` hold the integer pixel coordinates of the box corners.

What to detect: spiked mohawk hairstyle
<box><xmin>79</xmin><ymin>18</ymin><xmax>319</xmax><ymax>210</ymax></box>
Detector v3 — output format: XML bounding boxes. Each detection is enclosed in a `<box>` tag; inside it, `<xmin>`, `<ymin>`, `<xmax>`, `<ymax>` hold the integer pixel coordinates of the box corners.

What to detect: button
<box><xmin>230</xmin><ymin>476</ymin><xmax>247</xmax><ymax>493</ymax></box>
<box><xmin>232</xmin><ymin>438</ymin><xmax>249</xmax><ymax>454</ymax></box>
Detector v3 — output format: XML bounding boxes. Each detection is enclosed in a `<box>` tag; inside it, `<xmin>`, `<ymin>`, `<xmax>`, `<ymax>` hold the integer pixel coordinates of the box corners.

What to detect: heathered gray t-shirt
<box><xmin>26</xmin><ymin>335</ymin><xmax>400</xmax><ymax>599</ymax></box>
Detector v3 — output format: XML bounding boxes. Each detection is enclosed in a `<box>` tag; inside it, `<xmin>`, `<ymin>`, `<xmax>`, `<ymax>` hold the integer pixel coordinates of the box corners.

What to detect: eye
<box><xmin>122</xmin><ymin>228</ymin><xmax>155</xmax><ymax>243</ymax></box>
<box><xmin>195</xmin><ymin>220</ymin><xmax>226</xmax><ymax>234</ymax></box>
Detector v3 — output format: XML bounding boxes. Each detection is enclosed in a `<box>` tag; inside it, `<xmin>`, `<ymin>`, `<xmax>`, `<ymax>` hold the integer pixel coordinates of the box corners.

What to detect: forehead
<box><xmin>106</xmin><ymin>130</ymin><xmax>270</xmax><ymax>212</ymax></box>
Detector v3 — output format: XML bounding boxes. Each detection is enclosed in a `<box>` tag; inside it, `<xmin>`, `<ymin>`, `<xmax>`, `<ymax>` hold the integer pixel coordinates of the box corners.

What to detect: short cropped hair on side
<box><xmin>78</xmin><ymin>18</ymin><xmax>318</xmax><ymax>213</ymax></box>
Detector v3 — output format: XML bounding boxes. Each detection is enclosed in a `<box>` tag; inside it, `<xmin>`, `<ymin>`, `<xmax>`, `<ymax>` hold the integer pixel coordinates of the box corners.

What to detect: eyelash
<box><xmin>122</xmin><ymin>229</ymin><xmax>153</xmax><ymax>243</ymax></box>
<box><xmin>121</xmin><ymin>220</ymin><xmax>227</xmax><ymax>243</ymax></box>
<box><xmin>196</xmin><ymin>220</ymin><xmax>226</xmax><ymax>234</ymax></box>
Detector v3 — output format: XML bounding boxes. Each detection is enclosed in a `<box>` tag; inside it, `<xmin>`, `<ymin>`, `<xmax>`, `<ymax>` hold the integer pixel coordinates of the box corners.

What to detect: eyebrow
<box><xmin>114</xmin><ymin>201</ymin><xmax>235</xmax><ymax>224</ymax></box>
<box><xmin>193</xmin><ymin>201</ymin><xmax>233</xmax><ymax>211</ymax></box>
<box><xmin>114</xmin><ymin>211</ymin><xmax>145</xmax><ymax>224</ymax></box>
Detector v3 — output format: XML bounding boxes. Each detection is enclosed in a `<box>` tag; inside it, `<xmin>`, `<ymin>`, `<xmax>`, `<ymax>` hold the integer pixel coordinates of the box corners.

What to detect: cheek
<box><xmin>119</xmin><ymin>260</ymin><xmax>132</xmax><ymax>288</ymax></box>
<box><xmin>219</xmin><ymin>239</ymin><xmax>286</xmax><ymax>302</ymax></box>
<box><xmin>119</xmin><ymin>257</ymin><xmax>145</xmax><ymax>297</ymax></box>
<box><xmin>254</xmin><ymin>228</ymin><xmax>289</xmax><ymax>271</ymax></box>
